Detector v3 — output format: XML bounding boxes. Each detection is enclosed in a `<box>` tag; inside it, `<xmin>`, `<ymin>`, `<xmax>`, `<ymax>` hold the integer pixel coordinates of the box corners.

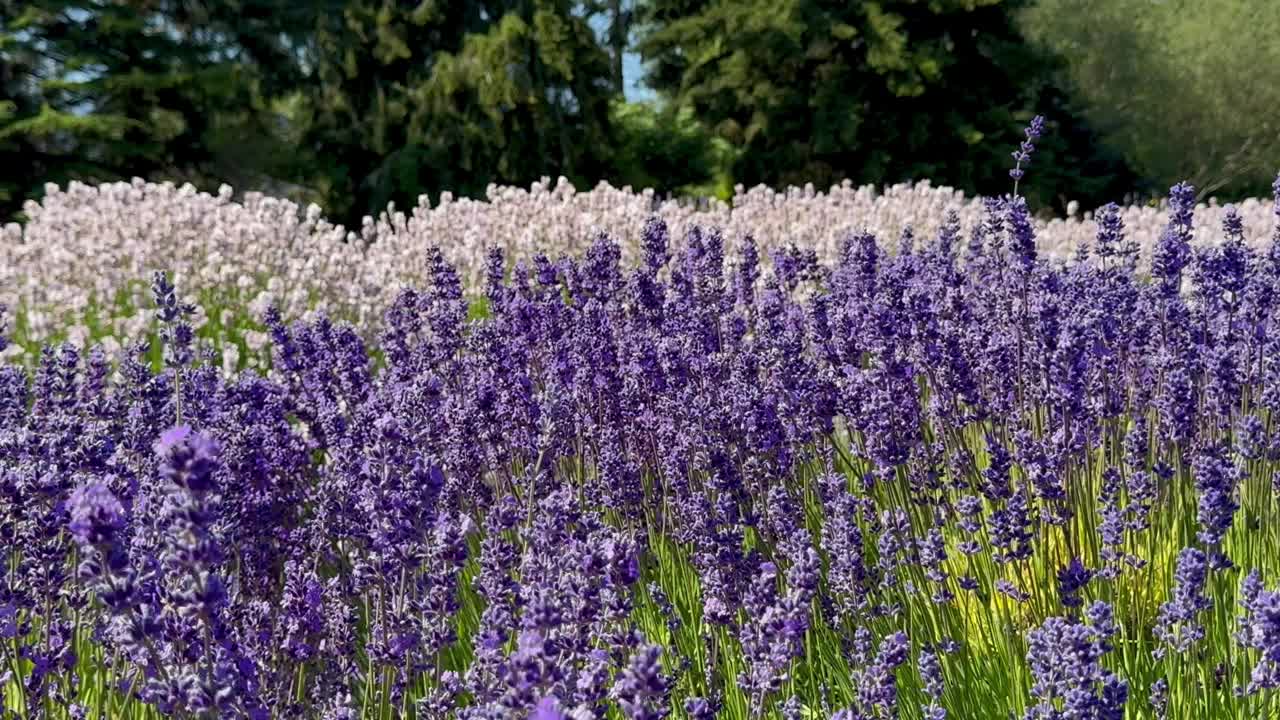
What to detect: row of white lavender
<box><xmin>3</xmin><ymin>175</ymin><xmax>1277</xmax><ymax>356</ymax></box>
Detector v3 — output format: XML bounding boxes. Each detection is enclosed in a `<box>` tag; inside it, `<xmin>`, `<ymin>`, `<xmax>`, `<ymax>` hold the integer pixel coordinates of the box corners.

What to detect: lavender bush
<box><xmin>7</xmin><ymin>123</ymin><xmax>1280</xmax><ymax>718</ymax></box>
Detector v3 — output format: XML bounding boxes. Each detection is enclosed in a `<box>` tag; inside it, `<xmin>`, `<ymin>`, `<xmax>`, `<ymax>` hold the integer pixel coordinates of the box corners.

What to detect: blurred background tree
<box><xmin>0</xmin><ymin>0</ymin><xmax>311</xmax><ymax>221</ymax></box>
<box><xmin>1020</xmin><ymin>0</ymin><xmax>1280</xmax><ymax>201</ymax></box>
<box><xmin>288</xmin><ymin>0</ymin><xmax>491</xmax><ymax>225</ymax></box>
<box><xmin>606</xmin><ymin>99</ymin><xmax>735</xmax><ymax>198</ymax></box>
<box><xmin>1</xmin><ymin>0</ymin><xmax>1274</xmax><ymax>225</ymax></box>
<box><xmin>633</xmin><ymin>0</ymin><xmax>1134</xmax><ymax>211</ymax></box>
<box><xmin>403</xmin><ymin>0</ymin><xmax>616</xmax><ymax>222</ymax></box>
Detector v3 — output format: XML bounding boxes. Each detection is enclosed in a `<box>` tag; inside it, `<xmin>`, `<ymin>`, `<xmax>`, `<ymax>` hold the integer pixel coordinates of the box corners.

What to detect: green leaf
<box><xmin>831</xmin><ymin>23</ymin><xmax>858</xmax><ymax>40</ymax></box>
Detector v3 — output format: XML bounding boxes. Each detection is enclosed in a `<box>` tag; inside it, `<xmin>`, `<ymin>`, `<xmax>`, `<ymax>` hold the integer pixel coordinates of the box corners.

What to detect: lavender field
<box><xmin>7</xmin><ymin>123</ymin><xmax>1280</xmax><ymax>720</ymax></box>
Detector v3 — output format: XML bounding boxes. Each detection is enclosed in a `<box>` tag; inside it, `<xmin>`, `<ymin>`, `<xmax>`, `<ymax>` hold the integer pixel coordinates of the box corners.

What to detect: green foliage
<box><xmin>0</xmin><ymin>0</ymin><xmax>723</xmax><ymax>225</ymax></box>
<box><xmin>1021</xmin><ymin>0</ymin><xmax>1280</xmax><ymax>200</ymax></box>
<box><xmin>7</xmin><ymin>0</ymin><xmax>1263</xmax><ymax>224</ymax></box>
<box><xmin>293</xmin><ymin>0</ymin><xmax>475</xmax><ymax>223</ymax></box>
<box><xmin>606</xmin><ymin>99</ymin><xmax>734</xmax><ymax>199</ymax></box>
<box><xmin>417</xmin><ymin>1</ymin><xmax>615</xmax><ymax>202</ymax></box>
<box><xmin>0</xmin><ymin>0</ymin><xmax>307</xmax><ymax>221</ymax></box>
<box><xmin>294</xmin><ymin>0</ymin><xmax>618</xmax><ymax>226</ymax></box>
<box><xmin>635</xmin><ymin>0</ymin><xmax>1134</xmax><ymax>210</ymax></box>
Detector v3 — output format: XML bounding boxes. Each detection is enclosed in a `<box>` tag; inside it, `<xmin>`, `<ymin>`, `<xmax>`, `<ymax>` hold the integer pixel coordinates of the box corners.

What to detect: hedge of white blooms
<box><xmin>3</xmin><ymin>176</ymin><xmax>1276</xmax><ymax>355</ymax></box>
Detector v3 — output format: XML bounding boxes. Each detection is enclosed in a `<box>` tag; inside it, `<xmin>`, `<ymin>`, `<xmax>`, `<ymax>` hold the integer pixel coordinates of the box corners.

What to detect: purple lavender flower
<box><xmin>19</xmin><ymin>200</ymin><xmax>1280</xmax><ymax>718</ymax></box>
<box><xmin>739</xmin><ymin>561</ymin><xmax>795</xmax><ymax>708</ymax></box>
<box><xmin>918</xmin><ymin>526</ymin><xmax>950</xmax><ymax>586</ymax></box>
<box><xmin>613</xmin><ymin>642</ymin><xmax>670</xmax><ymax>720</ymax></box>
<box><xmin>989</xmin><ymin>490</ymin><xmax>1034</xmax><ymax>565</ymax></box>
<box><xmin>151</xmin><ymin>270</ymin><xmax>196</xmax><ymax>372</ymax></box>
<box><xmin>1125</xmin><ymin>468</ymin><xmax>1156</xmax><ymax>532</ymax></box>
<box><xmin>821</xmin><ymin>477</ymin><xmax>869</xmax><ymax>622</ymax></box>
<box><xmin>1151</xmin><ymin>183</ymin><xmax>1197</xmax><ymax>297</ymax></box>
<box><xmin>1024</xmin><ymin>604</ymin><xmax>1126</xmax><ymax>720</ymax></box>
<box><xmin>918</xmin><ymin>648</ymin><xmax>946</xmax><ymax>719</ymax></box>
<box><xmin>1009</xmin><ymin>115</ymin><xmax>1046</xmax><ymax>186</ymax></box>
<box><xmin>1149</xmin><ymin>677</ymin><xmax>1169</xmax><ymax>720</ymax></box>
<box><xmin>1236</xmin><ymin>414</ymin><xmax>1267</xmax><ymax>461</ymax></box>
<box><xmin>1241</xmin><ymin>568</ymin><xmax>1265</xmax><ymax>631</ymax></box>
<box><xmin>1057</xmin><ymin>557</ymin><xmax>1093</xmax><ymax>611</ymax></box>
<box><xmin>778</xmin><ymin>695</ymin><xmax>803</xmax><ymax>720</ymax></box>
<box><xmin>67</xmin><ymin>482</ymin><xmax>133</xmax><ymax>611</ymax></box>
<box><xmin>980</xmin><ymin>436</ymin><xmax>1013</xmax><ymax>502</ymax></box>
<box><xmin>856</xmin><ymin>631</ymin><xmax>909</xmax><ymax>717</ymax></box>
<box><xmin>1095</xmin><ymin>467</ymin><xmax>1128</xmax><ymax>577</ymax></box>
<box><xmin>1243</xmin><ymin>585</ymin><xmax>1280</xmax><ymax>693</ymax></box>
<box><xmin>1086</xmin><ymin>601</ymin><xmax>1118</xmax><ymax>649</ymax></box>
<box><xmin>995</xmin><ymin>579</ymin><xmax>1029</xmax><ymax>603</ymax></box>
<box><xmin>683</xmin><ymin>696</ymin><xmax>719</xmax><ymax>720</ymax></box>
<box><xmin>1192</xmin><ymin>443</ymin><xmax>1239</xmax><ymax>563</ymax></box>
<box><xmin>1154</xmin><ymin>548</ymin><xmax>1212</xmax><ymax>657</ymax></box>
<box><xmin>1006</xmin><ymin>195</ymin><xmax>1037</xmax><ymax>271</ymax></box>
<box><xmin>1094</xmin><ymin>202</ymin><xmax>1137</xmax><ymax>266</ymax></box>
<box><xmin>67</xmin><ymin>482</ymin><xmax>125</xmax><ymax>547</ymax></box>
<box><xmin>876</xmin><ymin>508</ymin><xmax>914</xmax><ymax>587</ymax></box>
<box><xmin>530</xmin><ymin>696</ymin><xmax>569</xmax><ymax>720</ymax></box>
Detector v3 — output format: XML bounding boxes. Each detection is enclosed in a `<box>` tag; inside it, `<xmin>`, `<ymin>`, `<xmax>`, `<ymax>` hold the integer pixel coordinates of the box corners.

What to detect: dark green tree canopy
<box><xmin>1</xmin><ymin>0</ymin><xmax>1179</xmax><ymax>225</ymax></box>
<box><xmin>635</xmin><ymin>0</ymin><xmax>1132</xmax><ymax>209</ymax></box>
<box><xmin>294</xmin><ymin>0</ymin><xmax>623</xmax><ymax>226</ymax></box>
<box><xmin>0</xmin><ymin>0</ymin><xmax>309</xmax><ymax>219</ymax></box>
<box><xmin>1022</xmin><ymin>0</ymin><xmax>1280</xmax><ymax>200</ymax></box>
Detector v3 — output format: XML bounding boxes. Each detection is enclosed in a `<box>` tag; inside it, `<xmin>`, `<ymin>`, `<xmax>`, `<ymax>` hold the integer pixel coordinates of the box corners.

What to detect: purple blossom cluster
<box><xmin>4</xmin><ymin>170</ymin><xmax>1280</xmax><ymax>718</ymax></box>
<box><xmin>1024</xmin><ymin>602</ymin><xmax>1126</xmax><ymax>720</ymax></box>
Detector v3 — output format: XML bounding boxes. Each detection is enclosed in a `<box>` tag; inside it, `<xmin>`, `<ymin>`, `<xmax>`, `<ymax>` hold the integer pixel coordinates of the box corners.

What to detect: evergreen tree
<box><xmin>635</xmin><ymin>0</ymin><xmax>1132</xmax><ymax>209</ymax></box>
<box><xmin>0</xmin><ymin>0</ymin><xmax>306</xmax><ymax>220</ymax></box>
<box><xmin>294</xmin><ymin>0</ymin><xmax>483</xmax><ymax>224</ymax></box>
<box><xmin>295</xmin><ymin>0</ymin><xmax>618</xmax><ymax>226</ymax></box>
